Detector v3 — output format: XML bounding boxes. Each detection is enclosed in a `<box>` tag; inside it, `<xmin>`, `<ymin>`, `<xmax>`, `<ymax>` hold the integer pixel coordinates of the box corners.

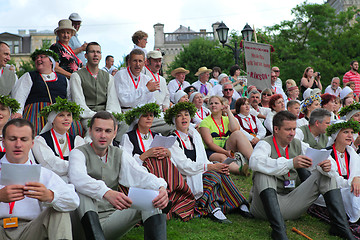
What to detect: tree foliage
<box><xmin>165</xmin><ymin>38</ymin><xmax>234</xmax><ymax>83</ymax></box>
<box><xmin>264</xmin><ymin>1</ymin><xmax>360</xmax><ymax>88</ymax></box>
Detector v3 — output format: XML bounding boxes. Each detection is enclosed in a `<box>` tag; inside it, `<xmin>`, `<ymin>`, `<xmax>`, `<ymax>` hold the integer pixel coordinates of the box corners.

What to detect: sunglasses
<box><xmin>273</xmin><ymin>70</ymin><xmax>280</xmax><ymax>72</ymax></box>
<box><xmin>262</xmin><ymin>93</ymin><xmax>272</xmax><ymax>96</ymax></box>
<box><xmin>223</xmin><ymin>89</ymin><xmax>233</xmax><ymax>92</ymax></box>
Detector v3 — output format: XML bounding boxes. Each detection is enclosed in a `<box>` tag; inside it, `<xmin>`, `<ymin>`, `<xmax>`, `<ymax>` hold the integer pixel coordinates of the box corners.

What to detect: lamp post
<box><xmin>216</xmin><ymin>22</ymin><xmax>254</xmax><ymax>65</ymax></box>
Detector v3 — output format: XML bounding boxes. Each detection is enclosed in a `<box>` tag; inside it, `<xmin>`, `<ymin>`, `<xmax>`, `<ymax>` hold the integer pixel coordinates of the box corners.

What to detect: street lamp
<box><xmin>241</xmin><ymin>23</ymin><xmax>253</xmax><ymax>42</ymax></box>
<box><xmin>216</xmin><ymin>22</ymin><xmax>240</xmax><ymax>65</ymax></box>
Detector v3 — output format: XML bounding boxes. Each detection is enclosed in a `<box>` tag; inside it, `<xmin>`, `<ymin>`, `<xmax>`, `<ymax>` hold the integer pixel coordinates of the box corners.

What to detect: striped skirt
<box><xmin>23</xmin><ymin>102</ymin><xmax>85</xmax><ymax>137</ymax></box>
<box><xmin>196</xmin><ymin>171</ymin><xmax>248</xmax><ymax>216</ymax></box>
<box><xmin>143</xmin><ymin>157</ymin><xmax>195</xmax><ymax>221</ymax></box>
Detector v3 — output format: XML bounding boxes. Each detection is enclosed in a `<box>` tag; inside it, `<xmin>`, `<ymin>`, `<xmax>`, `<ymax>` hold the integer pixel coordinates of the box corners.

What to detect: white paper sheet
<box><xmin>0</xmin><ymin>163</ymin><xmax>41</xmax><ymax>185</ymax></box>
<box><xmin>149</xmin><ymin>135</ymin><xmax>177</xmax><ymax>149</ymax></box>
<box><xmin>305</xmin><ymin>148</ymin><xmax>332</xmax><ymax>167</ymax></box>
<box><xmin>128</xmin><ymin>187</ymin><xmax>159</xmax><ymax>211</ymax></box>
<box><xmin>223</xmin><ymin>157</ymin><xmax>236</xmax><ymax>165</ymax></box>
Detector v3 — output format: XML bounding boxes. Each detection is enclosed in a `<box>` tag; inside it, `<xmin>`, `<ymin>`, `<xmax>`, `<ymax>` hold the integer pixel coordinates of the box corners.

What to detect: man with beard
<box><xmin>248</xmin><ymin>90</ymin><xmax>270</xmax><ymax>122</ymax></box>
<box><xmin>143</xmin><ymin>51</ymin><xmax>170</xmax><ymax>112</ymax></box>
<box><xmin>70</xmin><ymin>42</ymin><xmax>121</xmax><ymax>129</ymax></box>
<box><xmin>343</xmin><ymin>61</ymin><xmax>360</xmax><ymax>96</ymax></box>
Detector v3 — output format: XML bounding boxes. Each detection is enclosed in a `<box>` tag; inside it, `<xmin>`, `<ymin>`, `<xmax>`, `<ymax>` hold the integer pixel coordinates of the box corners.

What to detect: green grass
<box><xmin>122</xmin><ymin>174</ymin><xmax>343</xmax><ymax>240</ymax></box>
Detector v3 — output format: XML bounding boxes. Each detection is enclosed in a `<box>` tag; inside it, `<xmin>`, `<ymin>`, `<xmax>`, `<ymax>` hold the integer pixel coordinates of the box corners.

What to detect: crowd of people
<box><xmin>0</xmin><ymin>12</ymin><xmax>360</xmax><ymax>240</ymax></box>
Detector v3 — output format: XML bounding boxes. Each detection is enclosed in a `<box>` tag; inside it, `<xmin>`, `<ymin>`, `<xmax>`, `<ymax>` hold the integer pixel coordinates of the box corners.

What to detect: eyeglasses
<box><xmin>223</xmin><ymin>89</ymin><xmax>233</xmax><ymax>92</ymax></box>
<box><xmin>273</xmin><ymin>70</ymin><xmax>280</xmax><ymax>72</ymax></box>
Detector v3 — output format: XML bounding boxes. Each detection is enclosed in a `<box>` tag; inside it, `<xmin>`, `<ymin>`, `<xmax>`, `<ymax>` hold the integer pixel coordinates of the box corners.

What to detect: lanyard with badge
<box><xmin>3</xmin><ymin>201</ymin><xmax>18</xmax><ymax>228</ymax></box>
<box><xmin>273</xmin><ymin>136</ymin><xmax>295</xmax><ymax>188</ymax></box>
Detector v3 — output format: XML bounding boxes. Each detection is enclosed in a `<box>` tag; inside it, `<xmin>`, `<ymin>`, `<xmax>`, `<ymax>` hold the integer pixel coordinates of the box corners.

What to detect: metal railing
<box><xmin>164</xmin><ymin>32</ymin><xmax>214</xmax><ymax>43</ymax></box>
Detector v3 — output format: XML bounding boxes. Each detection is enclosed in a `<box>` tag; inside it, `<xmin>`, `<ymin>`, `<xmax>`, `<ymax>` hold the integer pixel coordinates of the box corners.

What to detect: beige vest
<box><xmin>76</xmin><ymin>68</ymin><xmax>109</xmax><ymax>112</ymax></box>
<box><xmin>77</xmin><ymin>144</ymin><xmax>122</xmax><ymax>212</ymax></box>
<box><xmin>0</xmin><ymin>68</ymin><xmax>16</xmax><ymax>95</ymax></box>
<box><xmin>263</xmin><ymin>136</ymin><xmax>302</xmax><ymax>194</ymax></box>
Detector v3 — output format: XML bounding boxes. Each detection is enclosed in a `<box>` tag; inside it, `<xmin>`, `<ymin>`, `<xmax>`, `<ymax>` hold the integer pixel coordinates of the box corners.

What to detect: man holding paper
<box><xmin>249</xmin><ymin>111</ymin><xmax>354</xmax><ymax>240</ymax></box>
<box><xmin>68</xmin><ymin>111</ymin><xmax>168</xmax><ymax>240</ymax></box>
<box><xmin>0</xmin><ymin>119</ymin><xmax>79</xmax><ymax>239</ymax></box>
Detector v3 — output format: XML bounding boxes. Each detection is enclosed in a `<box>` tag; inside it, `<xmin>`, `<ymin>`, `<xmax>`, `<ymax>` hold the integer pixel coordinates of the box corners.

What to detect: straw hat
<box><xmin>195</xmin><ymin>66</ymin><xmax>212</xmax><ymax>76</ymax></box>
<box><xmin>54</xmin><ymin>19</ymin><xmax>76</xmax><ymax>35</ymax></box>
<box><xmin>171</xmin><ymin>67</ymin><xmax>190</xmax><ymax>77</ymax></box>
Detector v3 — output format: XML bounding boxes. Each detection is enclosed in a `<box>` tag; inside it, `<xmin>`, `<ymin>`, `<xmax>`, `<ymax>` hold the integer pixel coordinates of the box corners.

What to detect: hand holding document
<box><xmin>0</xmin><ymin>163</ymin><xmax>41</xmax><ymax>185</ymax></box>
<box><xmin>150</xmin><ymin>135</ymin><xmax>177</xmax><ymax>149</ymax></box>
<box><xmin>128</xmin><ymin>187</ymin><xmax>159</xmax><ymax>211</ymax></box>
<box><xmin>305</xmin><ymin>148</ymin><xmax>332</xmax><ymax>167</ymax></box>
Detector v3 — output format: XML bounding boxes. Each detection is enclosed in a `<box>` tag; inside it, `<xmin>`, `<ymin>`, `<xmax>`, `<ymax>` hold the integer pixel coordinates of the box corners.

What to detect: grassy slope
<box><xmin>122</xmin><ymin>174</ymin><xmax>342</xmax><ymax>240</ymax></box>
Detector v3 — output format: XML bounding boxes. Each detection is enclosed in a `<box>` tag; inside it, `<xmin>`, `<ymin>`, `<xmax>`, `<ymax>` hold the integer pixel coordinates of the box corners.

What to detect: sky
<box><xmin>1</xmin><ymin>0</ymin><xmax>326</xmax><ymax>67</ymax></box>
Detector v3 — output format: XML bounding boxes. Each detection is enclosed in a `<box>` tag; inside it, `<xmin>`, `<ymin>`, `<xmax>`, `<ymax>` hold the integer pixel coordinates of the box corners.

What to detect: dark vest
<box><xmin>263</xmin><ymin>136</ymin><xmax>302</xmax><ymax>194</ymax></box>
<box><xmin>127</xmin><ymin>130</ymin><xmax>159</xmax><ymax>156</ymax></box>
<box><xmin>76</xmin><ymin>68</ymin><xmax>109</xmax><ymax>112</ymax></box>
<box><xmin>326</xmin><ymin>146</ymin><xmax>350</xmax><ymax>180</ymax></box>
<box><xmin>172</xmin><ymin>133</ymin><xmax>197</xmax><ymax>162</ymax></box>
<box><xmin>25</xmin><ymin>71</ymin><xmax>67</xmax><ymax>105</ymax></box>
<box><xmin>40</xmin><ymin>130</ymin><xmax>75</xmax><ymax>161</ymax></box>
<box><xmin>235</xmin><ymin>114</ymin><xmax>258</xmax><ymax>134</ymax></box>
<box><xmin>299</xmin><ymin>125</ymin><xmax>328</xmax><ymax>150</ymax></box>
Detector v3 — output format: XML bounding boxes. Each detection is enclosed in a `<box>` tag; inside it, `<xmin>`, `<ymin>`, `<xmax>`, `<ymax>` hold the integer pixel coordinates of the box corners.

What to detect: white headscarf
<box><xmin>40</xmin><ymin>111</ymin><xmax>59</xmax><ymax>134</ymax></box>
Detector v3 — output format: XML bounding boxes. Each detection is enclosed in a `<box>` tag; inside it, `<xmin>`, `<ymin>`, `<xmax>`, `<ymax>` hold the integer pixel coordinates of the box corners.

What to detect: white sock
<box><xmin>240</xmin><ymin>204</ymin><xmax>250</xmax><ymax>212</ymax></box>
<box><xmin>212</xmin><ymin>208</ymin><xmax>227</xmax><ymax>220</ymax></box>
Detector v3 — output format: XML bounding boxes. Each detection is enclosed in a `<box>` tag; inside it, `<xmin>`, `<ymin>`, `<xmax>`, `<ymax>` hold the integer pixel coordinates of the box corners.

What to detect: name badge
<box><xmin>284</xmin><ymin>180</ymin><xmax>296</xmax><ymax>188</ymax></box>
<box><xmin>3</xmin><ymin>217</ymin><xmax>18</xmax><ymax>229</ymax></box>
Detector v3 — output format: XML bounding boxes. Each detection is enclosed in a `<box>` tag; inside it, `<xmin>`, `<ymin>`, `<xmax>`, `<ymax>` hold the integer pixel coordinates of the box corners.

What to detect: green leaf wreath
<box><xmin>124</xmin><ymin>103</ymin><xmax>161</xmax><ymax>125</ymax></box>
<box><xmin>0</xmin><ymin>95</ymin><xmax>20</xmax><ymax>113</ymax></box>
<box><xmin>326</xmin><ymin>120</ymin><xmax>360</xmax><ymax>136</ymax></box>
<box><xmin>40</xmin><ymin>97</ymin><xmax>83</xmax><ymax>120</ymax></box>
<box><xmin>30</xmin><ymin>49</ymin><xmax>59</xmax><ymax>62</ymax></box>
<box><xmin>338</xmin><ymin>102</ymin><xmax>360</xmax><ymax>117</ymax></box>
<box><xmin>164</xmin><ymin>102</ymin><xmax>197</xmax><ymax>125</ymax></box>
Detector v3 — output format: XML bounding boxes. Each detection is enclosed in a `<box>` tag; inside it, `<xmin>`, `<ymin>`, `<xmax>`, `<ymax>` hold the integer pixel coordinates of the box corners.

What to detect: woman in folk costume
<box><xmin>120</xmin><ymin>103</ymin><xmax>195</xmax><ymax>221</ymax></box>
<box><xmin>0</xmin><ymin>95</ymin><xmax>20</xmax><ymax>158</ymax></box>
<box><xmin>12</xmin><ymin>49</ymin><xmax>84</xmax><ymax>136</ymax></box>
<box><xmin>189</xmin><ymin>91</ymin><xmax>211</xmax><ymax>128</ymax></box>
<box><xmin>234</xmin><ymin>98</ymin><xmax>266</xmax><ymax>147</ymax></box>
<box><xmin>338</xmin><ymin>102</ymin><xmax>360</xmax><ymax>153</ymax></box>
<box><xmin>165</xmin><ymin>102</ymin><xmax>252</xmax><ymax>224</ymax></box>
<box><xmin>32</xmin><ymin>97</ymin><xmax>85</xmax><ymax>182</ymax></box>
<box><xmin>309</xmin><ymin>120</ymin><xmax>360</xmax><ymax>236</ymax></box>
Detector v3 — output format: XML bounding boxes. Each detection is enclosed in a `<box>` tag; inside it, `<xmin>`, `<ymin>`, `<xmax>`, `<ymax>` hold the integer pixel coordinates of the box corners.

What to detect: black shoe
<box><xmin>238</xmin><ymin>209</ymin><xmax>254</xmax><ymax>219</ymax></box>
<box><xmin>162</xmin><ymin>200</ymin><xmax>172</xmax><ymax>214</ymax></box>
<box><xmin>259</xmin><ymin>188</ymin><xmax>289</xmax><ymax>240</ymax></box>
<box><xmin>324</xmin><ymin>189</ymin><xmax>356</xmax><ymax>240</ymax></box>
<box><xmin>209</xmin><ymin>209</ymin><xmax>232</xmax><ymax>224</ymax></box>
<box><xmin>144</xmin><ymin>214</ymin><xmax>167</xmax><ymax>240</ymax></box>
<box><xmin>81</xmin><ymin>211</ymin><xmax>106</xmax><ymax>240</ymax></box>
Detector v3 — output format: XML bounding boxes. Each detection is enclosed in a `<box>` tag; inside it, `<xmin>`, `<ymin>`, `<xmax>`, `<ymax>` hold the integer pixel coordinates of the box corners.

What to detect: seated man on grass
<box><xmin>0</xmin><ymin>119</ymin><xmax>79</xmax><ymax>239</ymax></box>
<box><xmin>249</xmin><ymin>110</ymin><xmax>354</xmax><ymax>240</ymax></box>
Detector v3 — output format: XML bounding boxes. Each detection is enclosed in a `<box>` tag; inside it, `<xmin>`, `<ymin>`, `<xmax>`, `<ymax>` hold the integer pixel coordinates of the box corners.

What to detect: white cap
<box><xmin>147</xmin><ymin>50</ymin><xmax>163</xmax><ymax>59</ymax></box>
<box><xmin>340</xmin><ymin>86</ymin><xmax>353</xmax><ymax>100</ymax></box>
<box><xmin>69</xmin><ymin>13</ymin><xmax>82</xmax><ymax>21</ymax></box>
<box><xmin>174</xmin><ymin>90</ymin><xmax>187</xmax><ymax>104</ymax></box>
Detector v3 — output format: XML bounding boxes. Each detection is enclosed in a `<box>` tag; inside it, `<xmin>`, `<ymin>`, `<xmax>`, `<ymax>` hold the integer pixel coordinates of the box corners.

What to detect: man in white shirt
<box><xmin>68</xmin><ymin>13</ymin><xmax>87</xmax><ymax>65</ymax></box>
<box><xmin>272</xmin><ymin>66</ymin><xmax>282</xmax><ymax>89</ymax></box>
<box><xmin>143</xmin><ymin>51</ymin><xmax>170</xmax><ymax>112</ymax></box>
<box><xmin>114</xmin><ymin>49</ymin><xmax>159</xmax><ymax>111</ymax></box>
<box><xmin>168</xmin><ymin>67</ymin><xmax>190</xmax><ymax>103</ymax></box>
<box><xmin>249</xmin><ymin>111</ymin><xmax>354</xmax><ymax>240</ymax></box>
<box><xmin>324</xmin><ymin>77</ymin><xmax>342</xmax><ymax>97</ymax></box>
<box><xmin>211</xmin><ymin>73</ymin><xmax>241</xmax><ymax>99</ymax></box>
<box><xmin>102</xmin><ymin>55</ymin><xmax>114</xmax><ymax>73</ymax></box>
<box><xmin>248</xmin><ymin>90</ymin><xmax>270</xmax><ymax>122</ymax></box>
<box><xmin>68</xmin><ymin>111</ymin><xmax>168</xmax><ymax>240</ymax></box>
<box><xmin>0</xmin><ymin>118</ymin><xmax>79</xmax><ymax>239</ymax></box>
<box><xmin>192</xmin><ymin>67</ymin><xmax>213</xmax><ymax>98</ymax></box>
<box><xmin>70</xmin><ymin>42</ymin><xmax>121</xmax><ymax>129</ymax></box>
<box><xmin>270</xmin><ymin>71</ymin><xmax>287</xmax><ymax>102</ymax></box>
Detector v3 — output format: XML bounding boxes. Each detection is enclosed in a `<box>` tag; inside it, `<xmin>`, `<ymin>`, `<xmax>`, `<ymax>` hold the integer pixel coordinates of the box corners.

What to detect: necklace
<box><xmin>142</xmin><ymin>132</ymin><xmax>150</xmax><ymax>140</ymax></box>
<box><xmin>59</xmin><ymin>138</ymin><xmax>65</xmax><ymax>144</ymax></box>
